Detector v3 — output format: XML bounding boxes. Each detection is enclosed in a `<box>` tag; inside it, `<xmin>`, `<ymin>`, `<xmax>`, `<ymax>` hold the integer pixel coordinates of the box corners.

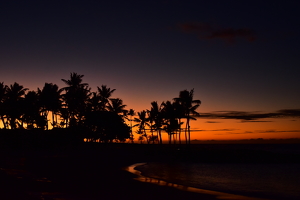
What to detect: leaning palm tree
<box><xmin>174</xmin><ymin>89</ymin><xmax>201</xmax><ymax>145</ymax></box>
<box><xmin>5</xmin><ymin>82</ymin><xmax>28</xmax><ymax>129</ymax></box>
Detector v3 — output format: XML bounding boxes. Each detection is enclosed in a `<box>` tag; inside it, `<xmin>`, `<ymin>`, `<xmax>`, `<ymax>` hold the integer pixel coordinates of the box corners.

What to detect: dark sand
<box><xmin>0</xmin><ymin>143</ymin><xmax>299</xmax><ymax>200</ymax></box>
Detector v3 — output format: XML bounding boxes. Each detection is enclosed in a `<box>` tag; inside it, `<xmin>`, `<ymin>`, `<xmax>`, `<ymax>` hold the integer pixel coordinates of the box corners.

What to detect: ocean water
<box><xmin>135</xmin><ymin>162</ymin><xmax>300</xmax><ymax>200</ymax></box>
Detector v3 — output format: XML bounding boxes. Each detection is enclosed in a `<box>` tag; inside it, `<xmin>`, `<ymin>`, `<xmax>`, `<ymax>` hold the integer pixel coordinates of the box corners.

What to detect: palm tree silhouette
<box><xmin>22</xmin><ymin>90</ymin><xmax>46</xmax><ymax>129</ymax></box>
<box><xmin>97</xmin><ymin>85</ymin><xmax>116</xmax><ymax>111</ymax></box>
<box><xmin>174</xmin><ymin>89</ymin><xmax>201</xmax><ymax>145</ymax></box>
<box><xmin>161</xmin><ymin>101</ymin><xmax>181</xmax><ymax>144</ymax></box>
<box><xmin>61</xmin><ymin>73</ymin><xmax>91</xmax><ymax>127</ymax></box>
<box><xmin>134</xmin><ymin>110</ymin><xmax>149</xmax><ymax>144</ymax></box>
<box><xmin>0</xmin><ymin>82</ymin><xmax>8</xmax><ymax>129</ymax></box>
<box><xmin>172</xmin><ymin>100</ymin><xmax>185</xmax><ymax>145</ymax></box>
<box><xmin>107</xmin><ymin>98</ymin><xmax>127</xmax><ymax>116</ymax></box>
<box><xmin>125</xmin><ymin>108</ymin><xmax>135</xmax><ymax>143</ymax></box>
<box><xmin>38</xmin><ymin>83</ymin><xmax>62</xmax><ymax>129</ymax></box>
<box><xmin>5</xmin><ymin>82</ymin><xmax>28</xmax><ymax>129</ymax></box>
<box><xmin>146</xmin><ymin>109</ymin><xmax>156</xmax><ymax>144</ymax></box>
<box><xmin>149</xmin><ymin>101</ymin><xmax>164</xmax><ymax>144</ymax></box>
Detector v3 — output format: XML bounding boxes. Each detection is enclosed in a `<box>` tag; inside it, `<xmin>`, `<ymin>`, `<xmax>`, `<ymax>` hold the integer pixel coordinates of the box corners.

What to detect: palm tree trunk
<box><xmin>44</xmin><ymin>111</ymin><xmax>49</xmax><ymax>130</ymax></box>
<box><xmin>52</xmin><ymin>111</ymin><xmax>55</xmax><ymax>128</ymax></box>
<box><xmin>187</xmin><ymin>117</ymin><xmax>191</xmax><ymax>145</ymax></box>
<box><xmin>158</xmin><ymin>129</ymin><xmax>162</xmax><ymax>144</ymax></box>
<box><xmin>130</xmin><ymin>117</ymin><xmax>134</xmax><ymax>143</ymax></box>
<box><xmin>184</xmin><ymin>121</ymin><xmax>188</xmax><ymax>145</ymax></box>
<box><xmin>178</xmin><ymin>119</ymin><xmax>181</xmax><ymax>145</ymax></box>
<box><xmin>150</xmin><ymin>123</ymin><xmax>154</xmax><ymax>144</ymax></box>
<box><xmin>173</xmin><ymin>132</ymin><xmax>176</xmax><ymax>144</ymax></box>
<box><xmin>143</xmin><ymin>128</ymin><xmax>149</xmax><ymax>144</ymax></box>
<box><xmin>55</xmin><ymin>114</ymin><xmax>58</xmax><ymax>126</ymax></box>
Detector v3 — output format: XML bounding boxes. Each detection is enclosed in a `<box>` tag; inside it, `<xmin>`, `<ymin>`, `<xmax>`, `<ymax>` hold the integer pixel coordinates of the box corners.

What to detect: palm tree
<box><xmin>22</xmin><ymin>90</ymin><xmax>46</xmax><ymax>129</ymax></box>
<box><xmin>0</xmin><ymin>82</ymin><xmax>7</xmax><ymax>129</ymax></box>
<box><xmin>97</xmin><ymin>85</ymin><xmax>116</xmax><ymax>111</ymax></box>
<box><xmin>174</xmin><ymin>89</ymin><xmax>201</xmax><ymax>145</ymax></box>
<box><xmin>5</xmin><ymin>82</ymin><xmax>28</xmax><ymax>129</ymax></box>
<box><xmin>146</xmin><ymin>109</ymin><xmax>155</xmax><ymax>144</ymax></box>
<box><xmin>107</xmin><ymin>98</ymin><xmax>127</xmax><ymax>116</ymax></box>
<box><xmin>38</xmin><ymin>83</ymin><xmax>62</xmax><ymax>129</ymax></box>
<box><xmin>149</xmin><ymin>101</ymin><xmax>164</xmax><ymax>144</ymax></box>
<box><xmin>134</xmin><ymin>110</ymin><xmax>149</xmax><ymax>144</ymax></box>
<box><xmin>61</xmin><ymin>73</ymin><xmax>88</xmax><ymax>89</ymax></box>
<box><xmin>161</xmin><ymin>101</ymin><xmax>180</xmax><ymax>144</ymax></box>
<box><xmin>172</xmin><ymin>100</ymin><xmax>185</xmax><ymax>144</ymax></box>
<box><xmin>125</xmin><ymin>109</ymin><xmax>135</xmax><ymax>143</ymax></box>
<box><xmin>61</xmin><ymin>73</ymin><xmax>91</xmax><ymax>127</ymax></box>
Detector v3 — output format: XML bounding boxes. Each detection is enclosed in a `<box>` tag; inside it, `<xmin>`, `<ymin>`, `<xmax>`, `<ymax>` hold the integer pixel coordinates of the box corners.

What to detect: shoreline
<box><xmin>126</xmin><ymin>163</ymin><xmax>269</xmax><ymax>200</ymax></box>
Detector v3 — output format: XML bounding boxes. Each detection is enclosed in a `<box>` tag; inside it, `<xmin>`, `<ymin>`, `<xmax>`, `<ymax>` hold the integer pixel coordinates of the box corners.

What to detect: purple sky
<box><xmin>1</xmin><ymin>0</ymin><xmax>299</xmax><ymax>114</ymax></box>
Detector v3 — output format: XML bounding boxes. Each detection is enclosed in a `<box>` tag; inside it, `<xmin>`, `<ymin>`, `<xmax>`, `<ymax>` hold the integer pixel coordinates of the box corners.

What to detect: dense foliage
<box><xmin>0</xmin><ymin>73</ymin><xmax>201</xmax><ymax>144</ymax></box>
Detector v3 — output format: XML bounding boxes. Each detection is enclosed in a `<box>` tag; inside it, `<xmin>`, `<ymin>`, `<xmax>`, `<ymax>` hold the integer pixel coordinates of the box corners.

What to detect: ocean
<box><xmin>134</xmin><ymin>162</ymin><xmax>300</xmax><ymax>200</ymax></box>
<box><xmin>130</xmin><ymin>143</ymin><xmax>300</xmax><ymax>200</ymax></box>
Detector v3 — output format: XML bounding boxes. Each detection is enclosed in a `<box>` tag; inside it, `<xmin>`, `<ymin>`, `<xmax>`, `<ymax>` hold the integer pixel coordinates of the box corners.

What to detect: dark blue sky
<box><xmin>1</xmin><ymin>0</ymin><xmax>299</xmax><ymax>113</ymax></box>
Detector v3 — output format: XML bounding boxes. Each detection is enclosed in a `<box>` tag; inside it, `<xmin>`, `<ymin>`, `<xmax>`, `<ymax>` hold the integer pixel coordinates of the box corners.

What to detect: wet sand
<box><xmin>0</xmin><ymin>143</ymin><xmax>299</xmax><ymax>200</ymax></box>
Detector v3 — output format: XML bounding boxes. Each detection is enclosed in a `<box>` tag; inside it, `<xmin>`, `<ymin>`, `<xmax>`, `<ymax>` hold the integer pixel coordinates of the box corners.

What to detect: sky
<box><xmin>0</xmin><ymin>0</ymin><xmax>299</xmax><ymax>140</ymax></box>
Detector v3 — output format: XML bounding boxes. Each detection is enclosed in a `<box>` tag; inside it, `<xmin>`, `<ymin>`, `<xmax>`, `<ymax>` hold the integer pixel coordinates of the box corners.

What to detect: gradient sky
<box><xmin>1</xmin><ymin>0</ymin><xmax>299</xmax><ymax>140</ymax></box>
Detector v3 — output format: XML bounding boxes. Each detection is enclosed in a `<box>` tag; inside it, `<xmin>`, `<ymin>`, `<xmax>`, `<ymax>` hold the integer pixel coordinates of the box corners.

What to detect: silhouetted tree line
<box><xmin>0</xmin><ymin>73</ymin><xmax>201</xmax><ymax>144</ymax></box>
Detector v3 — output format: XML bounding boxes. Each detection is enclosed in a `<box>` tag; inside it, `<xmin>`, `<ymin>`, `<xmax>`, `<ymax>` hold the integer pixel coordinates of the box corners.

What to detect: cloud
<box><xmin>240</xmin><ymin>120</ymin><xmax>273</xmax><ymax>123</ymax></box>
<box><xmin>205</xmin><ymin>121</ymin><xmax>221</xmax><ymax>123</ymax></box>
<box><xmin>211</xmin><ymin>129</ymin><xmax>239</xmax><ymax>132</ymax></box>
<box><xmin>257</xmin><ymin>129</ymin><xmax>300</xmax><ymax>134</ymax></box>
<box><xmin>177</xmin><ymin>22</ymin><xmax>256</xmax><ymax>43</ymax></box>
<box><xmin>190</xmin><ymin>128</ymin><xmax>239</xmax><ymax>132</ymax></box>
<box><xmin>213</xmin><ymin>130</ymin><xmax>300</xmax><ymax>136</ymax></box>
<box><xmin>198</xmin><ymin>109</ymin><xmax>300</xmax><ymax>122</ymax></box>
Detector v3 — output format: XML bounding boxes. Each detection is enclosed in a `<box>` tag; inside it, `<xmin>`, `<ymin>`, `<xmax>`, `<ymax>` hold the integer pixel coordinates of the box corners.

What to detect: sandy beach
<box><xmin>0</xmin><ymin>142</ymin><xmax>299</xmax><ymax>200</ymax></box>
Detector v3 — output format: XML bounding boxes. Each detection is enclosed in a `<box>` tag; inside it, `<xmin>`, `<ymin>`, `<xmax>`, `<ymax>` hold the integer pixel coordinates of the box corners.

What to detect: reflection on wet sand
<box><xmin>126</xmin><ymin>163</ymin><xmax>269</xmax><ymax>200</ymax></box>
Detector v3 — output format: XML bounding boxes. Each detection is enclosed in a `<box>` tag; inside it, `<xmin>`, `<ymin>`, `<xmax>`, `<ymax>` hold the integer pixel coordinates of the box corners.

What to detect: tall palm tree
<box><xmin>0</xmin><ymin>82</ymin><xmax>7</xmax><ymax>129</ymax></box>
<box><xmin>134</xmin><ymin>110</ymin><xmax>149</xmax><ymax>144</ymax></box>
<box><xmin>61</xmin><ymin>73</ymin><xmax>91</xmax><ymax>127</ymax></box>
<box><xmin>174</xmin><ymin>89</ymin><xmax>201</xmax><ymax>145</ymax></box>
<box><xmin>146</xmin><ymin>109</ymin><xmax>155</xmax><ymax>144</ymax></box>
<box><xmin>172</xmin><ymin>100</ymin><xmax>185</xmax><ymax>144</ymax></box>
<box><xmin>125</xmin><ymin>108</ymin><xmax>135</xmax><ymax>143</ymax></box>
<box><xmin>38</xmin><ymin>83</ymin><xmax>62</xmax><ymax>129</ymax></box>
<box><xmin>149</xmin><ymin>101</ymin><xmax>164</xmax><ymax>144</ymax></box>
<box><xmin>5</xmin><ymin>82</ymin><xmax>28</xmax><ymax>129</ymax></box>
<box><xmin>161</xmin><ymin>101</ymin><xmax>180</xmax><ymax>144</ymax></box>
<box><xmin>22</xmin><ymin>90</ymin><xmax>46</xmax><ymax>129</ymax></box>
